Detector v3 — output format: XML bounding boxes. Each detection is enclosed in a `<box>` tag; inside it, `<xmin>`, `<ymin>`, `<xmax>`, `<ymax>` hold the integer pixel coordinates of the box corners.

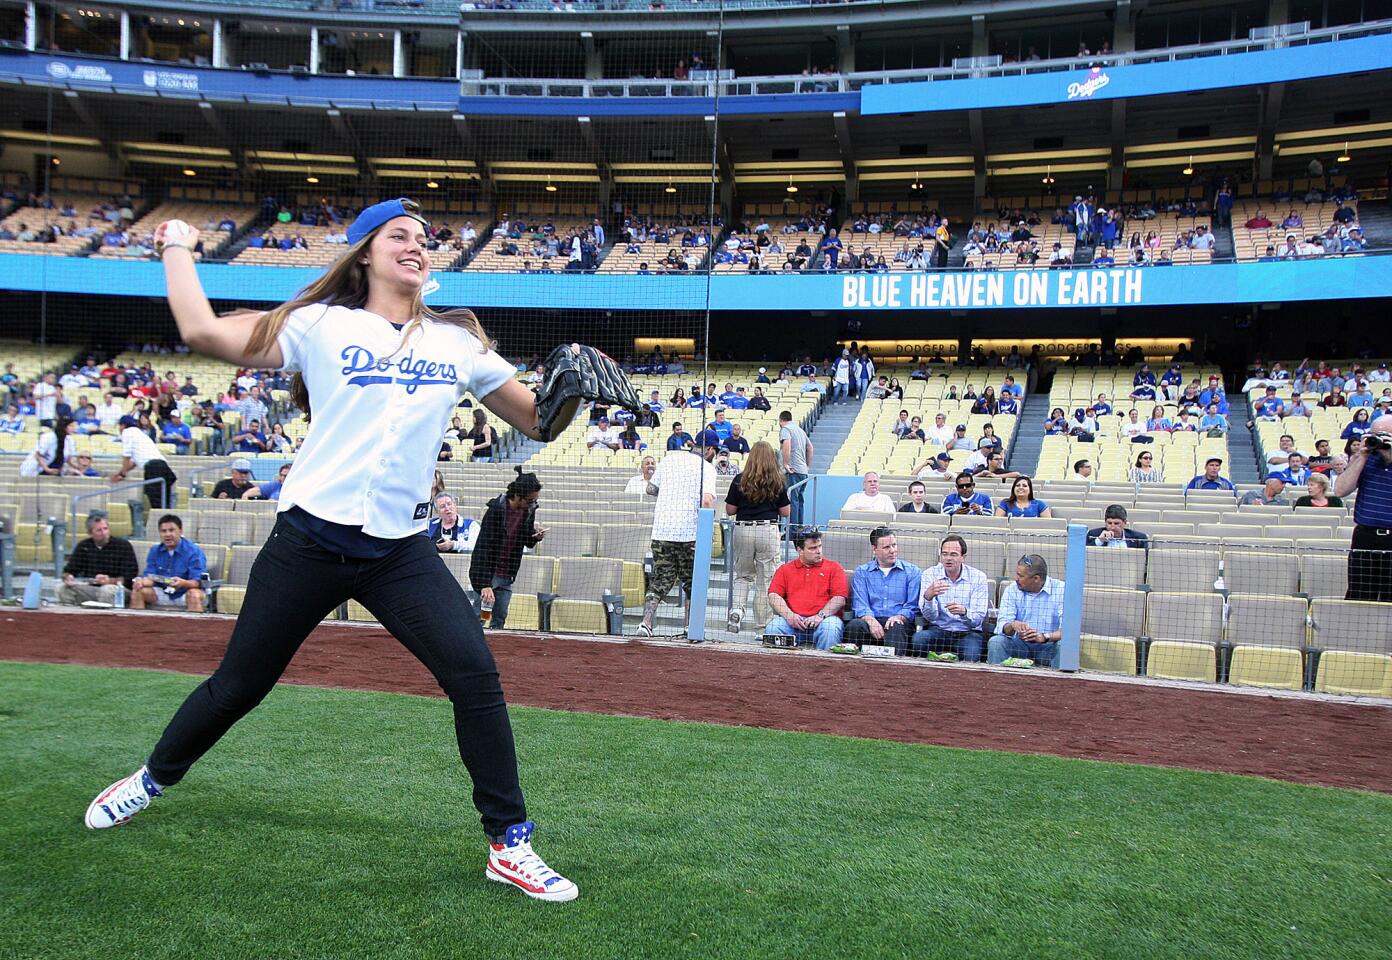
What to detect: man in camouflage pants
<box><xmin>634</xmin><ymin>443</ymin><xmax>717</xmax><ymax>641</ymax></box>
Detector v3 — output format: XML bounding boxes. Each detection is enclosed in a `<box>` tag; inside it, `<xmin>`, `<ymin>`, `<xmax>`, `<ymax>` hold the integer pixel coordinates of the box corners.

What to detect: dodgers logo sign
<box><xmin>1067</xmin><ymin>67</ymin><xmax>1110</xmax><ymax>100</ymax></box>
<box><xmin>340</xmin><ymin>346</ymin><xmax>458</xmax><ymax>394</ymax></box>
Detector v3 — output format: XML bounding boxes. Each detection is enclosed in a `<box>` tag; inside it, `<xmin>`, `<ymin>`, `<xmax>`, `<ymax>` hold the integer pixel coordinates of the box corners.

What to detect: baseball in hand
<box><xmin>162</xmin><ymin>219</ymin><xmax>195</xmax><ymax>247</ymax></box>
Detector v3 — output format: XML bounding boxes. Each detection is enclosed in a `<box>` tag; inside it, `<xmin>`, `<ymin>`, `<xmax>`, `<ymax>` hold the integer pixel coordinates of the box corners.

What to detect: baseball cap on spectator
<box><xmin>1205</xmin><ymin>457</ymin><xmax>1223</xmax><ymax>466</ymax></box>
<box><xmin>934</xmin><ymin>452</ymin><xmax>952</xmax><ymax>463</ymax></box>
<box><xmin>168</xmin><ymin>409</ymin><xmax>181</xmax><ymax>418</ymax></box>
<box><xmin>955</xmin><ymin>424</ymin><xmax>967</xmax><ymax>431</ymax></box>
<box><xmin>597</xmin><ymin>416</ymin><xmax>610</xmax><ymax>424</ymax></box>
<box><xmin>231</xmin><ymin>458</ymin><xmax>254</xmax><ymax>473</ymax></box>
<box><xmin>118</xmin><ymin>415</ymin><xmax>138</xmax><ymax>428</ymax></box>
<box><xmin>347</xmin><ymin>198</ymin><xmax>429</xmax><ymax>246</ymax></box>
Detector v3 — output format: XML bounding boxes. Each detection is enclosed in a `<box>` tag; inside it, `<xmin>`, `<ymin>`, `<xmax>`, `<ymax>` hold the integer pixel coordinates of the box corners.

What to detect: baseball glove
<box><xmin>536</xmin><ymin>343</ymin><xmax>640</xmax><ymax>442</ymax></box>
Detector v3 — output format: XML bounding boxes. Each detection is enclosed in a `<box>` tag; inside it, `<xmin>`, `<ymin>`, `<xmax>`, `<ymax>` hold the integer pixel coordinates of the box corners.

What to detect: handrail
<box><xmin>465</xmin><ymin>18</ymin><xmax>1392</xmax><ymax>98</ymax></box>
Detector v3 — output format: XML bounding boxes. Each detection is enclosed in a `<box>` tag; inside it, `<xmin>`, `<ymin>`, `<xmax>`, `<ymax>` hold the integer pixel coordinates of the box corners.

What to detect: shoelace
<box><xmin>502</xmin><ymin>841</ymin><xmax>559</xmax><ymax>884</ymax></box>
<box><xmin>106</xmin><ymin>774</ymin><xmax>154</xmax><ymax>816</ymax></box>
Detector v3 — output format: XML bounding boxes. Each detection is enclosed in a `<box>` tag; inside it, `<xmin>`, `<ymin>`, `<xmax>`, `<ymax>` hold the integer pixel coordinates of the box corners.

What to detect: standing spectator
<box><xmin>19</xmin><ymin>418</ymin><xmax>76</xmax><ymax>477</ymax></box>
<box><xmin>34</xmin><ymin>372</ymin><xmax>59</xmax><ymax>426</ymax></box>
<box><xmin>468</xmin><ymin>469</ymin><xmax>546</xmax><ymax>631</ymax></box>
<box><xmin>778</xmin><ymin>410</ymin><xmax>813</xmax><ymax>527</ymax></box>
<box><xmin>845</xmin><ymin>527</ymin><xmax>921</xmax><ymax>654</ymax></box>
<box><xmin>842</xmin><ymin>472</ymin><xmax>895</xmax><ymax>513</ymax></box>
<box><xmin>912</xmin><ymin>534</ymin><xmax>989</xmax><ymax>661</ymax></box>
<box><xmin>59</xmin><ymin>511</ymin><xmax>139</xmax><ymax>606</ymax></box>
<box><xmin>1332</xmin><ymin>416</ymin><xmax>1392</xmax><ymax>601</ymax></box>
<box><xmin>1186</xmin><ymin>457</ymin><xmax>1234</xmax><ymax>492</ymax></box>
<box><xmin>130</xmin><ymin>515</ymin><xmax>207</xmax><ymax>613</ymax></box>
<box><xmin>635</xmin><ymin>442</ymin><xmax>716</xmax><ymax>639</ymax></box>
<box><xmin>724</xmin><ymin>441</ymin><xmax>790</xmax><ymax>633</ymax></box>
<box><xmin>987</xmin><ymin>554</ymin><xmax>1066</xmax><ymax>667</ymax></box>
<box><xmin>830</xmin><ymin>350</ymin><xmax>851</xmax><ymax>405</ymax></box>
<box><xmin>763</xmin><ymin>528</ymin><xmax>847</xmax><ymax>649</ymax></box>
<box><xmin>1086</xmin><ymin>504</ymin><xmax>1149</xmax><ymax>547</ymax></box>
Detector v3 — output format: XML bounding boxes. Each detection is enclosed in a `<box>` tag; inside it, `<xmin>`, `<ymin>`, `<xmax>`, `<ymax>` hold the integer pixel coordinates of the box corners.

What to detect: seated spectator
<box><xmin>130</xmin><ymin>514</ymin><xmax>207</xmax><ymax>613</ymax></box>
<box><xmin>898</xmin><ymin>480</ymin><xmax>939</xmax><ymax>514</ymax></box>
<box><xmin>1240</xmin><ymin>476</ymin><xmax>1289</xmax><ymax>506</ymax></box>
<box><xmin>624</xmin><ymin>455</ymin><xmax>657</xmax><ymax>495</ymax></box>
<box><xmin>1294</xmin><ymin>472</ymin><xmax>1343</xmax><ymax>508</ymax></box>
<box><xmin>211</xmin><ymin>457</ymin><xmax>261</xmax><ymax>499</ymax></box>
<box><xmin>763</xmin><ymin>529</ymin><xmax>848</xmax><ymax>650</ymax></box>
<box><xmin>846</xmin><ymin>527</ymin><xmax>921</xmax><ymax>655</ymax></box>
<box><xmin>912</xmin><ymin>534</ymin><xmax>989</xmax><ymax>661</ymax></box>
<box><xmin>0</xmin><ymin>403</ymin><xmax>24</xmax><ymax>433</ymax></box>
<box><xmin>58</xmin><ymin>511</ymin><xmax>139</xmax><ymax>607</ymax></box>
<box><xmin>946</xmin><ymin>423</ymin><xmax>977</xmax><ymax>451</ymax></box>
<box><xmin>1119</xmin><ymin>408</ymin><xmax>1147</xmax><ymax>441</ymax></box>
<box><xmin>1044</xmin><ymin>407</ymin><xmax>1069</xmax><ymax>435</ymax></box>
<box><xmin>247</xmin><ymin>462</ymin><xmax>291</xmax><ymax>501</ymax></box>
<box><xmin>723</xmin><ymin>423</ymin><xmax>751</xmax><ymax>456</ymax></box>
<box><xmin>975</xmin><ymin>450</ymin><xmax>1019</xmax><ymax>480</ymax></box>
<box><xmin>842</xmin><ymin>472</ymin><xmax>895</xmax><ymax>513</ymax></box>
<box><xmin>994</xmin><ymin>476</ymin><xmax>1051</xmax><ymax>518</ymax></box>
<box><xmin>666</xmin><ymin>422</ymin><xmax>693</xmax><ymax>450</ymax></box>
<box><xmin>890</xmin><ymin>409</ymin><xmax>912</xmax><ymax>437</ymax></box>
<box><xmin>1343</xmin><ymin>408</ymin><xmax>1374</xmax><ymax>442</ymax></box>
<box><xmin>1086</xmin><ymin>504</ymin><xmax>1149</xmax><ymax>548</ymax></box>
<box><xmin>1283</xmin><ymin>392</ymin><xmax>1313</xmax><ymax>419</ymax></box>
<box><xmin>1130</xmin><ymin>450</ymin><xmax>1163</xmax><ymax>482</ymax></box>
<box><xmin>1069</xmin><ymin>408</ymin><xmax>1098</xmax><ymax>439</ymax></box>
<box><xmin>1265</xmin><ymin>434</ymin><xmax>1305</xmax><ymax>474</ymax></box>
<box><xmin>1187</xmin><ymin>457</ymin><xmax>1235</xmax><ymax>491</ymax></box>
<box><xmin>942</xmin><ymin>472</ymin><xmax>993</xmax><ymax>516</ymax></box>
<box><xmin>1245</xmin><ymin>210</ymin><xmax>1273</xmax><ymax>229</ymax></box>
<box><xmin>1274</xmin><ymin>452</ymin><xmax>1311</xmax><ymax>485</ymax></box>
<box><xmin>800</xmin><ymin>375</ymin><xmax>826</xmax><ymax>397</ymax></box>
<box><xmin>618</xmin><ymin>424</ymin><xmax>646</xmax><ymax>451</ymax></box>
<box><xmin>987</xmin><ymin>555</ymin><xmax>1066</xmax><ymax>667</ymax></box>
<box><xmin>1145</xmin><ymin>404</ymin><xmax>1173</xmax><ymax>433</ymax></box>
<box><xmin>584</xmin><ymin>416</ymin><xmax>621</xmax><ymax>453</ymax></box>
<box><xmin>1092</xmin><ymin>393</ymin><xmax>1113</xmax><ymax>417</ymax></box>
<box><xmin>914</xmin><ymin>451</ymin><xmax>956</xmax><ymax>481</ymax></box>
<box><xmin>977</xmin><ymin>423</ymin><xmax>1003</xmax><ymax>452</ymax></box>
<box><xmin>159</xmin><ymin>410</ymin><xmax>192</xmax><ymax>454</ymax></box>
<box><xmin>1322</xmin><ymin>385</ymin><xmax>1348</xmax><ymax>408</ymax></box>
<box><xmin>232</xmin><ymin>418</ymin><xmax>268</xmax><ymax>453</ymax></box>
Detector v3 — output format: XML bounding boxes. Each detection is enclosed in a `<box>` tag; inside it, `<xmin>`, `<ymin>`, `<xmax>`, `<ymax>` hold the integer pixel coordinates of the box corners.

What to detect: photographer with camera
<box><xmin>1333</xmin><ymin>414</ymin><xmax>1392</xmax><ymax>602</ymax></box>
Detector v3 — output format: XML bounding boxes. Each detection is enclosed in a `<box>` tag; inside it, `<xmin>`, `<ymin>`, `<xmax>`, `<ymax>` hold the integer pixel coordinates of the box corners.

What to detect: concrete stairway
<box><xmin>807</xmin><ymin>401</ymin><xmax>862</xmax><ymax>474</ymax></box>
<box><xmin>1009</xmin><ymin>394</ymin><xmax>1052</xmax><ymax>476</ymax></box>
<box><xmin>1225</xmin><ymin>423</ymin><xmax>1264</xmax><ymax>486</ymax></box>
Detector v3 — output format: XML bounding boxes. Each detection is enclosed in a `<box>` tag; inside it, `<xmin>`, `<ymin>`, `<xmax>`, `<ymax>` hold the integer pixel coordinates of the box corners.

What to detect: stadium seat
<box><xmin>347</xmin><ymin>600</ymin><xmax>377</xmax><ymax>622</ymax></box>
<box><xmin>534</xmin><ymin>522</ymin><xmax>600</xmax><ymax>557</ymax></box>
<box><xmin>1228</xmin><ymin>645</ymin><xmax>1305</xmax><ymax>691</ymax></box>
<box><xmin>1222</xmin><ymin>551</ymin><xmax>1299</xmax><ymax>597</ymax></box>
<box><xmin>1079</xmin><ymin>587</ymin><xmax>1145</xmax><ymax>675</ymax></box>
<box><xmin>1225</xmin><ymin>595</ymin><xmax>1309</xmax><ymax>650</ymax></box>
<box><xmin>1146</xmin><ymin>640</ymin><xmax>1217</xmax><ymax>683</ymax></box>
<box><xmin>1299</xmin><ymin>553</ymin><xmax>1348</xmax><ymax>599</ymax></box>
<box><xmin>551</xmin><ymin>557</ymin><xmax>625</xmax><ymax>633</ymax></box>
<box><xmin>1313</xmin><ymin>652</ymin><xmax>1392</xmax><ymax>697</ymax></box>
<box><xmin>1146</xmin><ymin>591</ymin><xmax>1223</xmax><ymax>645</ymax></box>
<box><xmin>1310</xmin><ymin>599</ymin><xmax>1392</xmax><ymax>657</ymax></box>
<box><xmin>193</xmin><ymin>511</ymin><xmax>260</xmax><ymax>546</ymax></box>
<box><xmin>1083</xmin><ymin>545</ymin><xmax>1146</xmax><ymax>588</ymax></box>
<box><xmin>548</xmin><ymin>598</ymin><xmax>609</xmax><ymax>634</ymax></box>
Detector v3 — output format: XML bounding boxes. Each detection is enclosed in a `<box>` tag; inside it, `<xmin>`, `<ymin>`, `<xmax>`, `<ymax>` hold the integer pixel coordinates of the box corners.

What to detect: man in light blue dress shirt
<box><xmin>913</xmin><ymin>535</ymin><xmax>990</xmax><ymax>661</ymax></box>
<box><xmin>987</xmin><ymin>554</ymin><xmax>1066</xmax><ymax>667</ymax></box>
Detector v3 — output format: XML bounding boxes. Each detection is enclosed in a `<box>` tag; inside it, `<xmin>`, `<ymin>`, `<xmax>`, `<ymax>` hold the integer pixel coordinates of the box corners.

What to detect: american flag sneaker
<box><xmin>84</xmin><ymin>766</ymin><xmax>162</xmax><ymax>829</ymax></box>
<box><xmin>485</xmin><ymin>821</ymin><xmax>579</xmax><ymax>902</ymax></box>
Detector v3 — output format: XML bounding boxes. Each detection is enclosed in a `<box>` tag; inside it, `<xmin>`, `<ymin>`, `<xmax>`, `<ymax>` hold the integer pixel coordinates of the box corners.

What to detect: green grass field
<box><xmin>3</xmin><ymin>661</ymin><xmax>1390</xmax><ymax>960</ymax></box>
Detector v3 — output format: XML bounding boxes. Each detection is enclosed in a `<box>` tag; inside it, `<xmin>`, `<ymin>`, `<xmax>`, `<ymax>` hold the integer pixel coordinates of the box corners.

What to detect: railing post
<box><xmin>688</xmin><ymin>507</ymin><xmax>715</xmax><ymax>642</ymax></box>
<box><xmin>0</xmin><ymin>533</ymin><xmax>14</xmax><ymax>599</ymax></box>
<box><xmin>1059</xmin><ymin>522</ymin><xmax>1086</xmax><ymax>672</ymax></box>
<box><xmin>49</xmin><ymin>519</ymin><xmax>67</xmax><ymax>577</ymax></box>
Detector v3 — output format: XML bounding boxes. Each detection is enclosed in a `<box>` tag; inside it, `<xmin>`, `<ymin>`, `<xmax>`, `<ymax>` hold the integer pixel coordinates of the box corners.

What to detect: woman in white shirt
<box><xmin>82</xmin><ymin>199</ymin><xmax>578</xmax><ymax>903</ymax></box>
<box><xmin>19</xmin><ymin>418</ymin><xmax>77</xmax><ymax>477</ymax></box>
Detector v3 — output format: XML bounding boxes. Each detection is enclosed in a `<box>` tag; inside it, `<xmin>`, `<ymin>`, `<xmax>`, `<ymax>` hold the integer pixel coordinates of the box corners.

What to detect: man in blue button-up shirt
<box><xmin>987</xmin><ymin>554</ymin><xmax>1066</xmax><ymax>668</ymax></box>
<box><xmin>847</xmin><ymin>528</ymin><xmax>921</xmax><ymax>655</ymax></box>
<box><xmin>913</xmin><ymin>535</ymin><xmax>990</xmax><ymax>661</ymax></box>
<box><xmin>132</xmin><ymin>514</ymin><xmax>208</xmax><ymax>612</ymax></box>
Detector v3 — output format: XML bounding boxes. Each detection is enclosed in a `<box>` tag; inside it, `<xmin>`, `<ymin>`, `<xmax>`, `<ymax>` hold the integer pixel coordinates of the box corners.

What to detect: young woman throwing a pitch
<box><xmin>82</xmin><ymin>199</ymin><xmax>637</xmax><ymax>903</ymax></box>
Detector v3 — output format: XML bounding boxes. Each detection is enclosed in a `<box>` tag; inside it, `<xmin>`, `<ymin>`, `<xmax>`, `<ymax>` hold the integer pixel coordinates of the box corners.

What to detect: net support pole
<box><xmin>1059</xmin><ymin>522</ymin><xmax>1087</xmax><ymax>672</ymax></box>
<box><xmin>688</xmin><ymin>507</ymin><xmax>715</xmax><ymax>642</ymax></box>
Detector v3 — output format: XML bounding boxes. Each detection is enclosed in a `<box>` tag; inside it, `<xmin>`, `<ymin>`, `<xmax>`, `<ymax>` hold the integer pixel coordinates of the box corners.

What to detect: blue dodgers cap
<box><xmin>346</xmin><ymin>198</ymin><xmax>429</xmax><ymax>247</ymax></box>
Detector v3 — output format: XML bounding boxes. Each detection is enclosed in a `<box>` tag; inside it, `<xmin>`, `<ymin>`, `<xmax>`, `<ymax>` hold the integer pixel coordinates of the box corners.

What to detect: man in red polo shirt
<box><xmin>764</xmin><ymin>529</ymin><xmax>849</xmax><ymax>649</ymax></box>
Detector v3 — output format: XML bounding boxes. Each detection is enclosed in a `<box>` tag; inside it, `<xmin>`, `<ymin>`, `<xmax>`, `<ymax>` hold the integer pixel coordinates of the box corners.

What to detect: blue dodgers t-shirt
<box><xmin>1354</xmin><ymin>454</ymin><xmax>1392</xmax><ymax>527</ymax></box>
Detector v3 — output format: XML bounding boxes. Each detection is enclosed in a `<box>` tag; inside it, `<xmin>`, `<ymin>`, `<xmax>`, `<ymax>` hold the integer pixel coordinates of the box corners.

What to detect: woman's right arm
<box><xmin>158</xmin><ymin>225</ymin><xmax>285</xmax><ymax>368</ymax></box>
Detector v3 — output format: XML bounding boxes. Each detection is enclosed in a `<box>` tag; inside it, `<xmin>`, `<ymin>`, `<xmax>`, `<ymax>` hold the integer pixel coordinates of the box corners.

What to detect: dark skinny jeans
<box><xmin>146</xmin><ymin>515</ymin><xmax>526</xmax><ymax>839</ymax></box>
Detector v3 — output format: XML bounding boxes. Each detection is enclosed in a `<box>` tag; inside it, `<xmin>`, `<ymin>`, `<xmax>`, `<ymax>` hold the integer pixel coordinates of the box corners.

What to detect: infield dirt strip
<box><xmin>3</xmin><ymin>610</ymin><xmax>1390</xmax><ymax>793</ymax></box>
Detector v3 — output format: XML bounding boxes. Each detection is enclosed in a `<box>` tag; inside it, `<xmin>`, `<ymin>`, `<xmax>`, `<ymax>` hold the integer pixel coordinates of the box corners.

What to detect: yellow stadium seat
<box><xmin>501</xmin><ymin>593</ymin><xmax>541</xmax><ymax>631</ymax></box>
<box><xmin>1228</xmin><ymin>645</ymin><xmax>1305</xmax><ymax>691</ymax></box>
<box><xmin>1314</xmin><ymin>651</ymin><xmax>1392</xmax><ymax>697</ymax></box>
<box><xmin>347</xmin><ymin>600</ymin><xmax>377</xmax><ymax>622</ymax></box>
<box><xmin>548</xmin><ymin>598</ymin><xmax>607</xmax><ymax>634</ymax></box>
<box><xmin>622</xmin><ymin>560</ymin><xmax>645</xmax><ymax>610</ymax></box>
<box><xmin>1079</xmin><ymin>636</ymin><xmax>1138</xmax><ymax>675</ymax></box>
<box><xmin>1146</xmin><ymin>640</ymin><xmax>1217</xmax><ymax>683</ymax></box>
<box><xmin>215</xmin><ymin>585</ymin><xmax>247</xmax><ymax>616</ymax></box>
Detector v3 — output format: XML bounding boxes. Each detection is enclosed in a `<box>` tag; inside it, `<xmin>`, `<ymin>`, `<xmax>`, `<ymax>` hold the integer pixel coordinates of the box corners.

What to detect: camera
<box><xmin>1364</xmin><ymin>432</ymin><xmax>1392</xmax><ymax>453</ymax></box>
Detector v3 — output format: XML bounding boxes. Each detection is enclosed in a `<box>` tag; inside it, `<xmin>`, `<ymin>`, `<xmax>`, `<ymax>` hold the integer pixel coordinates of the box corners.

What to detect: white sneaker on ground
<box><xmin>84</xmin><ymin>766</ymin><xmax>162</xmax><ymax>829</ymax></box>
<box><xmin>485</xmin><ymin>821</ymin><xmax>578</xmax><ymax>902</ymax></box>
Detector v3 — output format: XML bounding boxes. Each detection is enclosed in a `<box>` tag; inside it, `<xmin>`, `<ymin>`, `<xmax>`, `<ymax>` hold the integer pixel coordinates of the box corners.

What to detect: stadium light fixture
<box><xmin>785</xmin><ymin>176</ymin><xmax>798</xmax><ymax>194</ymax></box>
<box><xmin>910</xmin><ymin>172</ymin><xmax>923</xmax><ymax>191</ymax></box>
<box><xmin>544</xmin><ymin>178</ymin><xmax>557</xmax><ymax>193</ymax></box>
<box><xmin>1337</xmin><ymin>142</ymin><xmax>1351</xmax><ymax>163</ymax></box>
<box><xmin>426</xmin><ymin>174</ymin><xmax>439</xmax><ymax>189</ymax></box>
<box><xmin>664</xmin><ymin>178</ymin><xmax>677</xmax><ymax>194</ymax></box>
<box><xmin>182</xmin><ymin>168</ymin><xmax>196</xmax><ymax>177</ymax></box>
<box><xmin>1182</xmin><ymin>155</ymin><xmax>1194</xmax><ymax>176</ymax></box>
<box><xmin>1042</xmin><ymin>164</ymin><xmax>1055</xmax><ymax>185</ymax></box>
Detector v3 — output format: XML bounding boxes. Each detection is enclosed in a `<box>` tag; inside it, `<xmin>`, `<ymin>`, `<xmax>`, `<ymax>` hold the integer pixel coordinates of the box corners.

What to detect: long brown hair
<box><xmin>241</xmin><ymin>199</ymin><xmax>487</xmax><ymax>420</ymax></box>
<box><xmin>739</xmin><ymin>440</ymin><xmax>785</xmax><ymax>504</ymax></box>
